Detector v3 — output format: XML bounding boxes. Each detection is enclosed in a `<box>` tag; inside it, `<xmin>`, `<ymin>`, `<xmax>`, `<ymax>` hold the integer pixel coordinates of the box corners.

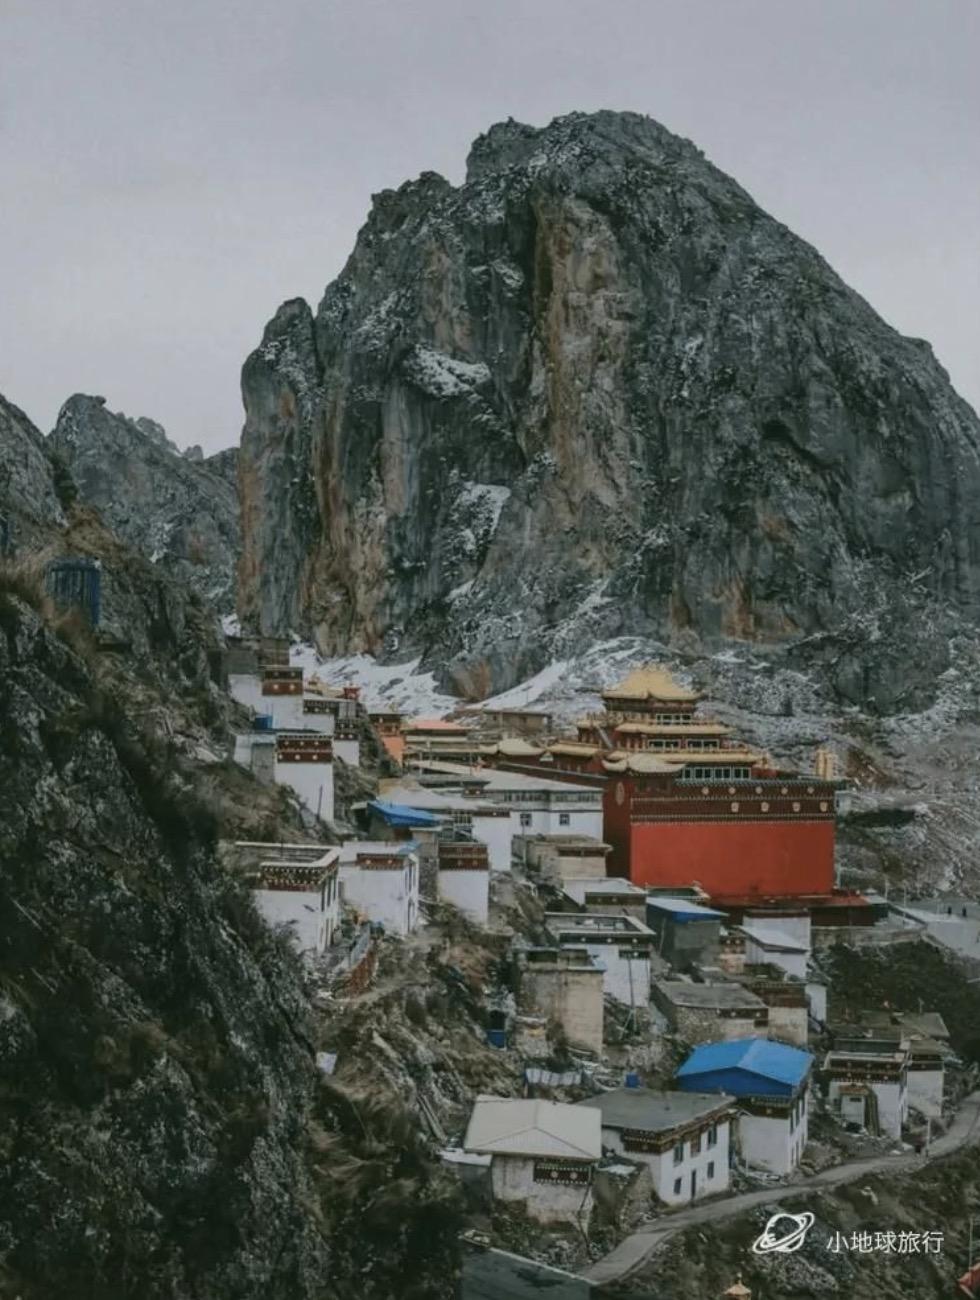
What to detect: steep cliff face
<box><xmin>0</xmin><ymin>393</ymin><xmax>64</xmax><ymax>549</ymax></box>
<box><xmin>50</xmin><ymin>395</ymin><xmax>240</xmax><ymax>610</ymax></box>
<box><xmin>239</xmin><ymin>111</ymin><xmax>980</xmax><ymax>711</ymax></box>
<box><xmin>0</xmin><ymin>591</ymin><xmax>327</xmax><ymax>1299</ymax></box>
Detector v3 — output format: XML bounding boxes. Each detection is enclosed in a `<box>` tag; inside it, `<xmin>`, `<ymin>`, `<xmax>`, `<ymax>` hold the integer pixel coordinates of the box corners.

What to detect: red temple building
<box><xmin>476</xmin><ymin>665</ymin><xmax>842</xmax><ymax>902</ymax></box>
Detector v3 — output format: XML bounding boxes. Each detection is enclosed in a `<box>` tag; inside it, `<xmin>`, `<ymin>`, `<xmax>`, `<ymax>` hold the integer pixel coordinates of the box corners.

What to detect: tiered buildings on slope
<box><xmin>221</xmin><ymin>647</ymin><xmax>954</xmax><ymax>1230</ymax></box>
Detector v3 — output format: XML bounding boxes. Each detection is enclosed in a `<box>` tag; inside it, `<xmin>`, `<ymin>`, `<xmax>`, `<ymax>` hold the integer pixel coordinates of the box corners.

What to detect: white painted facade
<box><xmin>907</xmin><ymin>1065</ymin><xmax>944</xmax><ymax>1119</ymax></box>
<box><xmin>338</xmin><ymin>842</ymin><xmax>420</xmax><ymax>936</ymax></box>
<box><xmin>229</xmin><ymin>672</ymin><xmax>263</xmax><ymax>712</ymax></box>
<box><xmin>740</xmin><ymin>923</ymin><xmax>809</xmax><ymax>980</ymax></box>
<box><xmin>545</xmin><ymin>914</ymin><xmax>655</xmax><ymax>1008</ymax></box>
<box><xmin>489</xmin><ymin>1155</ymin><xmax>594</xmax><ymax>1225</ymax></box>
<box><xmin>604</xmin><ymin>1119</ymin><xmax>730</xmax><ymax>1205</ymax></box>
<box><xmin>268</xmin><ymin>692</ymin><xmax>306</xmax><ymax>730</ymax></box>
<box><xmin>275</xmin><ymin>755</ymin><xmax>335</xmax><ymax>822</ymax></box>
<box><xmin>381</xmin><ymin>781</ymin><xmax>514</xmax><ymax>872</ymax></box>
<box><xmin>806</xmin><ymin>982</ymin><xmax>828</xmax><ymax>1023</ymax></box>
<box><xmin>333</xmin><ymin>735</ymin><xmax>360</xmax><ymax>766</ymax></box>
<box><xmin>438</xmin><ymin>866</ymin><xmax>490</xmax><ymax>925</ymax></box>
<box><xmin>737</xmin><ymin>1089</ymin><xmax>809</xmax><ymax>1175</ymax></box>
<box><xmin>250</xmin><ymin>858</ymin><xmax>341</xmax><ymax>964</ymax></box>
<box><xmin>420</xmin><ymin>764</ymin><xmax>604</xmax><ymax>841</ymax></box>
<box><xmin>471</xmin><ymin>812</ymin><xmax>513</xmax><ymax>872</ymax></box>
<box><xmin>300</xmin><ymin>702</ymin><xmax>337</xmax><ymax>736</ymax></box>
<box><xmin>827</xmin><ymin>1074</ymin><xmax>907</xmax><ymax>1139</ymax></box>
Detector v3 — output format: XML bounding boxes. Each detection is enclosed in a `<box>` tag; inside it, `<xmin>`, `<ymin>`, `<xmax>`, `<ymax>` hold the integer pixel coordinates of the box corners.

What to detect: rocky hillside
<box><xmin>0</xmin><ymin>585</ymin><xmax>327</xmax><ymax>1299</ymax></box>
<box><xmin>239</xmin><ymin>110</ymin><xmax>980</xmax><ymax>712</ymax></box>
<box><xmin>0</xmin><ymin>393</ymin><xmax>64</xmax><ymax>550</ymax></box>
<box><xmin>50</xmin><ymin>394</ymin><xmax>240</xmax><ymax>611</ymax></box>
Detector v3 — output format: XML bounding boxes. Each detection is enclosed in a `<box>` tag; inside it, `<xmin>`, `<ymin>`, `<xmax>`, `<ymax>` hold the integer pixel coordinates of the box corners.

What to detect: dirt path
<box><xmin>584</xmin><ymin>1090</ymin><xmax>980</xmax><ymax>1287</ymax></box>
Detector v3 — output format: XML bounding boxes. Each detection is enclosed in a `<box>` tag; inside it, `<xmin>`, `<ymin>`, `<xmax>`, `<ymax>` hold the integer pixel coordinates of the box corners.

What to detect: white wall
<box><xmin>333</xmin><ymin>736</ymin><xmax>360</xmax><ymax>766</ymax></box>
<box><xmin>301</xmin><ymin>706</ymin><xmax>336</xmax><ymax>736</ymax></box>
<box><xmin>229</xmin><ymin>673</ymin><xmax>262</xmax><ymax>712</ymax></box>
<box><xmin>806</xmin><ymin>983</ymin><xmax>827</xmax><ymax>1022</ymax></box>
<box><xmin>907</xmin><ymin>1068</ymin><xmax>943</xmax><ymax>1119</ymax></box>
<box><xmin>252</xmin><ymin>886</ymin><xmax>327</xmax><ymax>959</ymax></box>
<box><xmin>269</xmin><ymin>694</ymin><xmax>306</xmax><ymax>729</ymax></box>
<box><xmin>490</xmin><ymin>1155</ymin><xmax>594</xmax><ymax>1225</ymax></box>
<box><xmin>509</xmin><ymin>808</ymin><xmax>603</xmax><ymax>839</ymax></box>
<box><xmin>577</xmin><ymin>944</ymin><xmax>650</xmax><ymax>1007</ymax></box>
<box><xmin>737</xmin><ymin>1091</ymin><xmax>808</xmax><ymax>1175</ymax></box>
<box><xmin>743</xmin><ymin>939</ymin><xmax>808</xmax><ymax>979</ymax></box>
<box><xmin>275</xmin><ymin>759</ymin><xmax>334</xmax><ymax>822</ymax></box>
<box><xmin>828</xmin><ymin>1076</ymin><xmax>906</xmax><ymax>1138</ymax></box>
<box><xmin>438</xmin><ymin>868</ymin><xmax>489</xmax><ymax>925</ymax></box>
<box><xmin>472</xmin><ymin>815</ymin><xmax>513</xmax><ymax>872</ymax></box>
<box><xmin>601</xmin><ymin>1121</ymin><xmax>730</xmax><ymax>1205</ymax></box>
<box><xmin>339</xmin><ymin>860</ymin><xmax>419</xmax><ymax>936</ymax></box>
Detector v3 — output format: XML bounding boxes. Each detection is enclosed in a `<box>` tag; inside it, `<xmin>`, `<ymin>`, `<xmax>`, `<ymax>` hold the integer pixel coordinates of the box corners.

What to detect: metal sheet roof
<box><xmin>464</xmin><ymin>1096</ymin><xmax>601</xmax><ymax>1160</ymax></box>
<box><xmin>575</xmin><ymin>1087</ymin><xmax>732</xmax><ymax>1132</ymax></box>
<box><xmin>368</xmin><ymin>799</ymin><xmax>444</xmax><ymax>827</ymax></box>
<box><xmin>739</xmin><ymin>921</ymin><xmax>809</xmax><ymax>951</ymax></box>
<box><xmin>646</xmin><ymin>897</ymin><xmax>725</xmax><ymax>921</ymax></box>
<box><xmin>676</xmin><ymin>1038</ymin><xmax>812</xmax><ymax>1087</ymax></box>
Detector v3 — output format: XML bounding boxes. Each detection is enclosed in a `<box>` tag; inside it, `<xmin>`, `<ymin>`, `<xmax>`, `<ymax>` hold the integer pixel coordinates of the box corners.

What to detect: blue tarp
<box><xmin>368</xmin><ymin>799</ymin><xmax>443</xmax><ymax>828</ymax></box>
<box><xmin>676</xmin><ymin>1037</ymin><xmax>812</xmax><ymax>1098</ymax></box>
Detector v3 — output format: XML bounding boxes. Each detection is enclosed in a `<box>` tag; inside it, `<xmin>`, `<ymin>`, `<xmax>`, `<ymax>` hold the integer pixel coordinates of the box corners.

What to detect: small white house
<box><xmin>338</xmin><ymin>840</ymin><xmax>420</xmax><ymax>936</ymax></box>
<box><xmin>545</xmin><ymin>912</ymin><xmax>656</xmax><ymax>1008</ymax></box>
<box><xmin>824</xmin><ymin>1042</ymin><xmax>910</xmax><ymax>1139</ymax></box>
<box><xmin>418</xmin><ymin>762</ymin><xmax>604</xmax><ymax>840</ymax></box>
<box><xmin>243</xmin><ymin>846</ymin><xmax>341</xmax><ymax>962</ymax></box>
<box><xmin>577</xmin><ymin>1087</ymin><xmax>733</xmax><ymax>1205</ymax></box>
<box><xmin>438</xmin><ymin>840</ymin><xmax>490</xmax><ymax>924</ymax></box>
<box><xmin>907</xmin><ymin>1040</ymin><xmax>945</xmax><ymax>1119</ymax></box>
<box><xmin>262</xmin><ymin>667</ymin><xmax>306</xmax><ymax>729</ymax></box>
<box><xmin>739</xmin><ymin>919</ymin><xmax>810</xmax><ymax>980</ymax></box>
<box><xmin>463</xmin><ymin>1096</ymin><xmax>601</xmax><ymax>1225</ymax></box>
<box><xmin>381</xmin><ymin>780</ymin><xmax>514</xmax><ymax>872</ymax></box>
<box><xmin>301</xmin><ymin>697</ymin><xmax>337</xmax><ymax>736</ymax></box>
<box><xmin>274</xmin><ymin>732</ymin><xmax>335</xmax><ymax>822</ymax></box>
<box><xmin>676</xmin><ymin>1038</ymin><xmax>814</xmax><ymax>1176</ymax></box>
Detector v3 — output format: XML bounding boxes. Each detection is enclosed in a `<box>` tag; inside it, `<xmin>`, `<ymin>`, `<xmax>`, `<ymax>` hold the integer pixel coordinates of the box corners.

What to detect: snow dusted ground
<box><xmin>292</xmin><ymin>636</ymin><xmax>682</xmax><ymax>724</ymax></box>
<box><xmin>287</xmin><ymin>632</ymin><xmax>980</xmax><ymax>897</ymax></box>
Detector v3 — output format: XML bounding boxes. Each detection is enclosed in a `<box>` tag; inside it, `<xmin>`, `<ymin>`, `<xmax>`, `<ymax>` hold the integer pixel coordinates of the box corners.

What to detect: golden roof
<box><xmin>612</xmin><ymin>722</ymin><xmax>731</xmax><ymax>736</ymax></box>
<box><xmin>602</xmin><ymin>664</ymin><xmax>700</xmax><ymax>703</ymax></box>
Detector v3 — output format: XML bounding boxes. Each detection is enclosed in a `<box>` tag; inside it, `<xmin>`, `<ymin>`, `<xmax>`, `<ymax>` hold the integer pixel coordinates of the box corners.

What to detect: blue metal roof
<box><xmin>646</xmin><ymin>896</ymin><xmax>725</xmax><ymax>922</ymax></box>
<box><xmin>676</xmin><ymin>1038</ymin><xmax>812</xmax><ymax>1088</ymax></box>
<box><xmin>368</xmin><ymin>799</ymin><xmax>444</xmax><ymax>828</ymax></box>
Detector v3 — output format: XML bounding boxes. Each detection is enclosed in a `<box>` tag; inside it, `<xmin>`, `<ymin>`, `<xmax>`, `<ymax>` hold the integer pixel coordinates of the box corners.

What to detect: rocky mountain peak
<box><xmin>237</xmin><ymin>109</ymin><xmax>980</xmax><ymax>712</ymax></box>
<box><xmin>49</xmin><ymin>394</ymin><xmax>240</xmax><ymax>611</ymax></box>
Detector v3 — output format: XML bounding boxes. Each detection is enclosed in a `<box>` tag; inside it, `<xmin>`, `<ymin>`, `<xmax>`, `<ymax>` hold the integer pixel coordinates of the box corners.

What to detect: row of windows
<box><xmin>673</xmin><ymin>1162</ymin><xmax>715</xmax><ymax>1195</ymax></box>
<box><xmin>497</xmin><ymin>791</ymin><xmax>601</xmax><ymax>805</ymax></box>
<box><xmin>642</xmin><ymin>739</ymin><xmax>720</xmax><ymax>751</ymax></box>
<box><xmin>672</xmin><ymin>1124</ymin><xmax>718</xmax><ymax>1163</ymax></box>
<box><xmin>519</xmin><ymin>812</ymin><xmax>572</xmax><ymax>827</ymax></box>
<box><xmin>679</xmin><ymin>766</ymin><xmax>752</xmax><ymax>781</ymax></box>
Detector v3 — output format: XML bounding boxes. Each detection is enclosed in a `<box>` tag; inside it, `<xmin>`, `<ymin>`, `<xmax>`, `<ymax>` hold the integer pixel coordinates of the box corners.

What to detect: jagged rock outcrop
<box><xmin>0</xmin><ymin>591</ymin><xmax>327</xmax><ymax>1298</ymax></box>
<box><xmin>50</xmin><ymin>395</ymin><xmax>240</xmax><ymax>610</ymax></box>
<box><xmin>0</xmin><ymin>394</ymin><xmax>64</xmax><ymax>549</ymax></box>
<box><xmin>239</xmin><ymin>110</ymin><xmax>980</xmax><ymax>712</ymax></box>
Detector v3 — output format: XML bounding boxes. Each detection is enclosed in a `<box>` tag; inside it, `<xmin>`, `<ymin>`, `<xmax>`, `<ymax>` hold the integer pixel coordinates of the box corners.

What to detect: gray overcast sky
<box><xmin>2</xmin><ymin>0</ymin><xmax>978</xmax><ymax>452</ymax></box>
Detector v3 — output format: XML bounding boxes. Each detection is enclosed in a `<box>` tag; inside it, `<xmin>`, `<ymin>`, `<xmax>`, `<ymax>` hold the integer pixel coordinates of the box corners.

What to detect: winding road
<box><xmin>584</xmin><ymin>1090</ymin><xmax>980</xmax><ymax>1287</ymax></box>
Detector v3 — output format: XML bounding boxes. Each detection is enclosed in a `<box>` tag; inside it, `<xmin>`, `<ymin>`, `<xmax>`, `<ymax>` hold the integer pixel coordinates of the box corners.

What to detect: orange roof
<box><xmin>382</xmin><ymin>735</ymin><xmax>406</xmax><ymax>763</ymax></box>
